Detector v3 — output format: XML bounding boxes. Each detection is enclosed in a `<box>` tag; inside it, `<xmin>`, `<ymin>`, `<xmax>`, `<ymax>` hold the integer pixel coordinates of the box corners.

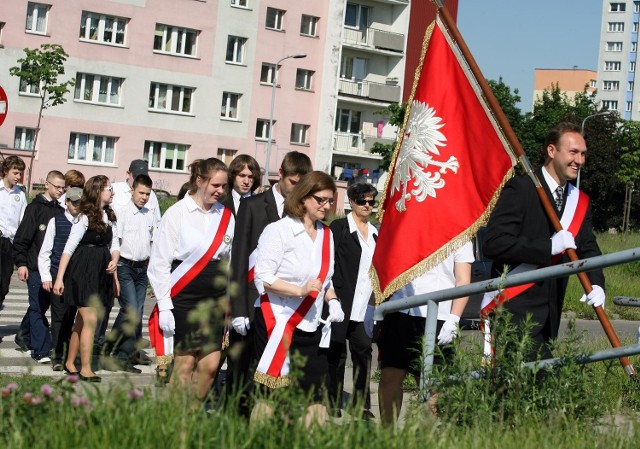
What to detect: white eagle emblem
<box><xmin>391</xmin><ymin>100</ymin><xmax>460</xmax><ymax>212</ymax></box>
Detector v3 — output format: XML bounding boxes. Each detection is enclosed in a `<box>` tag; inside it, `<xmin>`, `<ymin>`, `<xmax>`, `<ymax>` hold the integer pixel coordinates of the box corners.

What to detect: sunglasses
<box><xmin>353</xmin><ymin>199</ymin><xmax>377</xmax><ymax>206</ymax></box>
<box><xmin>311</xmin><ymin>194</ymin><xmax>335</xmax><ymax>206</ymax></box>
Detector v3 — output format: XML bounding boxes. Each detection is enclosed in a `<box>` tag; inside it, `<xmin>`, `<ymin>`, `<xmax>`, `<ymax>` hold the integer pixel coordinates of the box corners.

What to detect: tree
<box><xmin>617</xmin><ymin>121</ymin><xmax>640</xmax><ymax>236</ymax></box>
<box><xmin>370</xmin><ymin>102</ymin><xmax>406</xmax><ymax>171</ymax></box>
<box><xmin>9</xmin><ymin>44</ymin><xmax>75</xmax><ymax>191</ymax></box>
<box><xmin>487</xmin><ymin>77</ymin><xmax>524</xmax><ymax>139</ymax></box>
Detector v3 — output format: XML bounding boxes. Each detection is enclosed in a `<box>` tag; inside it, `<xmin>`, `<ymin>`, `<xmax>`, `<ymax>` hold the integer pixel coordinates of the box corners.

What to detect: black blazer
<box><xmin>222</xmin><ymin>194</ymin><xmax>236</xmax><ymax>216</ymax></box>
<box><xmin>229</xmin><ymin>188</ymin><xmax>280</xmax><ymax>319</ymax></box>
<box><xmin>329</xmin><ymin>216</ymin><xmax>377</xmax><ymax>342</ymax></box>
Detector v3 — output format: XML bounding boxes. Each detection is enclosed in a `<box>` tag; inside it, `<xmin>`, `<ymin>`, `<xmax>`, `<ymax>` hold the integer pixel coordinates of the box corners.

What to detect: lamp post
<box><xmin>263</xmin><ymin>53</ymin><xmax>307</xmax><ymax>185</ymax></box>
<box><xmin>577</xmin><ymin>110</ymin><xmax>614</xmax><ymax>189</ymax></box>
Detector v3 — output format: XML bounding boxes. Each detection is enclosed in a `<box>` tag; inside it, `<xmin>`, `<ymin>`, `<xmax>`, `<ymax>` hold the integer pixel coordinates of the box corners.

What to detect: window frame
<box><xmin>144</xmin><ymin>141</ymin><xmax>188</xmax><ymax>172</ymax></box>
<box><xmin>221</xmin><ymin>91</ymin><xmax>241</xmax><ymax>120</ymax></box>
<box><xmin>295</xmin><ymin>69</ymin><xmax>314</xmax><ymax>91</ymax></box>
<box><xmin>153</xmin><ymin>24</ymin><xmax>198</xmax><ymax>57</ymax></box>
<box><xmin>300</xmin><ymin>14</ymin><xmax>319</xmax><ymax>37</ymax></box>
<box><xmin>14</xmin><ymin>127</ymin><xmax>37</xmax><ymax>151</ymax></box>
<box><xmin>217</xmin><ymin>148</ymin><xmax>237</xmax><ymax>165</ymax></box>
<box><xmin>148</xmin><ymin>82</ymin><xmax>194</xmax><ymax>115</ymax></box>
<box><xmin>606</xmin><ymin>41</ymin><xmax>623</xmax><ymax>52</ymax></box>
<box><xmin>344</xmin><ymin>3</ymin><xmax>370</xmax><ymax>30</ymax></box>
<box><xmin>608</xmin><ymin>22</ymin><xmax>624</xmax><ymax>32</ymax></box>
<box><xmin>74</xmin><ymin>73</ymin><xmax>123</xmax><ymax>106</ymax></box>
<box><xmin>226</xmin><ymin>35</ymin><xmax>247</xmax><ymax>64</ymax></box>
<box><xmin>602</xmin><ymin>80</ymin><xmax>620</xmax><ymax>91</ymax></box>
<box><xmin>260</xmin><ymin>63</ymin><xmax>278</xmax><ymax>85</ymax></box>
<box><xmin>230</xmin><ymin>0</ymin><xmax>248</xmax><ymax>8</ymax></box>
<box><xmin>255</xmin><ymin>119</ymin><xmax>273</xmax><ymax>141</ymax></box>
<box><xmin>290</xmin><ymin>123</ymin><xmax>310</xmax><ymax>145</ymax></box>
<box><xmin>265</xmin><ymin>7</ymin><xmax>285</xmax><ymax>31</ymax></box>
<box><xmin>604</xmin><ymin>61</ymin><xmax>621</xmax><ymax>71</ymax></box>
<box><xmin>610</xmin><ymin>2</ymin><xmax>626</xmax><ymax>12</ymax></box>
<box><xmin>602</xmin><ymin>100</ymin><xmax>618</xmax><ymax>110</ymax></box>
<box><xmin>79</xmin><ymin>11</ymin><xmax>128</xmax><ymax>46</ymax></box>
<box><xmin>68</xmin><ymin>132</ymin><xmax>117</xmax><ymax>165</ymax></box>
<box><xmin>25</xmin><ymin>2</ymin><xmax>49</xmax><ymax>35</ymax></box>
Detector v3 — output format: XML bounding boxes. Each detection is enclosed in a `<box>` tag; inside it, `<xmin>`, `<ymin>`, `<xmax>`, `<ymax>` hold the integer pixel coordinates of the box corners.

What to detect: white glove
<box><xmin>232</xmin><ymin>317</ymin><xmax>250</xmax><ymax>336</ymax></box>
<box><xmin>580</xmin><ymin>285</ymin><xmax>606</xmax><ymax>309</ymax></box>
<box><xmin>158</xmin><ymin>310</ymin><xmax>175</xmax><ymax>335</ymax></box>
<box><xmin>437</xmin><ymin>314</ymin><xmax>460</xmax><ymax>345</ymax></box>
<box><xmin>364</xmin><ymin>305</ymin><xmax>375</xmax><ymax>339</ymax></box>
<box><xmin>327</xmin><ymin>299</ymin><xmax>345</xmax><ymax>323</ymax></box>
<box><xmin>551</xmin><ymin>230</ymin><xmax>576</xmax><ymax>256</ymax></box>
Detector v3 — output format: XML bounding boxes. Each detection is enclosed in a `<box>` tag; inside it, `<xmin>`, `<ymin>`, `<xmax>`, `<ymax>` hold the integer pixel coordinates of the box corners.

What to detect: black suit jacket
<box><xmin>222</xmin><ymin>194</ymin><xmax>236</xmax><ymax>216</ymax></box>
<box><xmin>482</xmin><ymin>168</ymin><xmax>604</xmax><ymax>338</ymax></box>
<box><xmin>229</xmin><ymin>188</ymin><xmax>280</xmax><ymax>319</ymax></box>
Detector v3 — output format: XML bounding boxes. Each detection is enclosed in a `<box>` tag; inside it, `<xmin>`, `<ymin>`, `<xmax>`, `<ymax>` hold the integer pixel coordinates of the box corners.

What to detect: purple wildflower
<box><xmin>40</xmin><ymin>384</ymin><xmax>54</xmax><ymax>396</ymax></box>
<box><xmin>129</xmin><ymin>389</ymin><xmax>143</xmax><ymax>400</ymax></box>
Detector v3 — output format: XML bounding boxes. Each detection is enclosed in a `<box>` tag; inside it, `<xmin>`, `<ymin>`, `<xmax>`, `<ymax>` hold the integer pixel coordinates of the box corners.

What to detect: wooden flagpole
<box><xmin>432</xmin><ymin>0</ymin><xmax>635</xmax><ymax>376</ymax></box>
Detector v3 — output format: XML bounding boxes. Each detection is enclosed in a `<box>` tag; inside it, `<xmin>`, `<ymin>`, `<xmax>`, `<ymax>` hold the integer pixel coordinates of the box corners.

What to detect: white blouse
<box><xmin>62</xmin><ymin>212</ymin><xmax>119</xmax><ymax>256</ymax></box>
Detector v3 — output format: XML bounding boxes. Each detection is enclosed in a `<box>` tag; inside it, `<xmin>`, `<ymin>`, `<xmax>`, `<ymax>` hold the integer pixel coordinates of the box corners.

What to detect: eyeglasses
<box><xmin>311</xmin><ymin>194</ymin><xmax>335</xmax><ymax>206</ymax></box>
<box><xmin>46</xmin><ymin>181</ymin><xmax>65</xmax><ymax>191</ymax></box>
<box><xmin>353</xmin><ymin>199</ymin><xmax>377</xmax><ymax>207</ymax></box>
<box><xmin>102</xmin><ymin>186</ymin><xmax>114</xmax><ymax>193</ymax></box>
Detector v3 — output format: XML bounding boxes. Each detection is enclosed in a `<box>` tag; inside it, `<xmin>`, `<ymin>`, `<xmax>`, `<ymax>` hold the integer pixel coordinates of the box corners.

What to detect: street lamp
<box><xmin>263</xmin><ymin>53</ymin><xmax>307</xmax><ymax>185</ymax></box>
<box><xmin>577</xmin><ymin>110</ymin><xmax>614</xmax><ymax>189</ymax></box>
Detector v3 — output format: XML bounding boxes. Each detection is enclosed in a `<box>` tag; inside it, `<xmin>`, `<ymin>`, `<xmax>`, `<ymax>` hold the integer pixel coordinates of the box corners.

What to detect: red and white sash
<box><xmin>149</xmin><ymin>207</ymin><xmax>233</xmax><ymax>359</ymax></box>
<box><xmin>247</xmin><ymin>248</ymin><xmax>258</xmax><ymax>284</ymax></box>
<box><xmin>254</xmin><ymin>225</ymin><xmax>331</xmax><ymax>388</ymax></box>
<box><xmin>480</xmin><ymin>184</ymin><xmax>589</xmax><ymax>318</ymax></box>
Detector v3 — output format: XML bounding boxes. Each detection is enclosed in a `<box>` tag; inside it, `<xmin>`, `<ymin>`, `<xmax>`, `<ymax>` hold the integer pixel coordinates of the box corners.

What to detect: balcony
<box><xmin>342</xmin><ymin>27</ymin><xmax>405</xmax><ymax>54</ymax></box>
<box><xmin>333</xmin><ymin>131</ymin><xmax>386</xmax><ymax>159</ymax></box>
<box><xmin>338</xmin><ymin>78</ymin><xmax>401</xmax><ymax>103</ymax></box>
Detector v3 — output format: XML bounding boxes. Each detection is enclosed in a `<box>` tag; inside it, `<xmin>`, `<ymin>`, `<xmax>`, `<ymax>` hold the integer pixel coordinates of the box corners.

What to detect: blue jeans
<box><xmin>111</xmin><ymin>263</ymin><xmax>148</xmax><ymax>358</ymax></box>
<box><xmin>17</xmin><ymin>270</ymin><xmax>52</xmax><ymax>357</ymax></box>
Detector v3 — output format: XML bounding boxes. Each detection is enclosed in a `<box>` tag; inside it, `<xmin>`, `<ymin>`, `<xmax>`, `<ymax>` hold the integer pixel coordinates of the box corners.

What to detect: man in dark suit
<box><xmin>226</xmin><ymin>151</ymin><xmax>312</xmax><ymax>410</ymax></box>
<box><xmin>483</xmin><ymin>122</ymin><xmax>605</xmax><ymax>361</ymax></box>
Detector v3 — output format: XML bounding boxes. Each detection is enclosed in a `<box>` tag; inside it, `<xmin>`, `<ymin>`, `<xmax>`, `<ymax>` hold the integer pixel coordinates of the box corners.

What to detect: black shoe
<box><xmin>130</xmin><ymin>351</ymin><xmax>152</xmax><ymax>366</ymax></box>
<box><xmin>328</xmin><ymin>408</ymin><xmax>342</xmax><ymax>418</ymax></box>
<box><xmin>120</xmin><ymin>362</ymin><xmax>142</xmax><ymax>374</ymax></box>
<box><xmin>52</xmin><ymin>360</ymin><xmax>63</xmax><ymax>371</ymax></box>
<box><xmin>362</xmin><ymin>409</ymin><xmax>375</xmax><ymax>420</ymax></box>
<box><xmin>79</xmin><ymin>374</ymin><xmax>102</xmax><ymax>383</ymax></box>
<box><xmin>15</xmin><ymin>342</ymin><xmax>31</xmax><ymax>353</ymax></box>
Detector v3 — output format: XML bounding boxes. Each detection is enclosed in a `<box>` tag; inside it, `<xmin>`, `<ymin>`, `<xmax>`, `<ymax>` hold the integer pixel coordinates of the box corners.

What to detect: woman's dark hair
<box><xmin>228</xmin><ymin>154</ymin><xmax>261</xmax><ymax>193</ymax></box>
<box><xmin>177</xmin><ymin>182</ymin><xmax>190</xmax><ymax>200</ymax></box>
<box><xmin>80</xmin><ymin>175</ymin><xmax>116</xmax><ymax>233</ymax></box>
<box><xmin>284</xmin><ymin>171</ymin><xmax>336</xmax><ymax>218</ymax></box>
<box><xmin>347</xmin><ymin>182</ymin><xmax>378</xmax><ymax>201</ymax></box>
<box><xmin>187</xmin><ymin>158</ymin><xmax>228</xmax><ymax>195</ymax></box>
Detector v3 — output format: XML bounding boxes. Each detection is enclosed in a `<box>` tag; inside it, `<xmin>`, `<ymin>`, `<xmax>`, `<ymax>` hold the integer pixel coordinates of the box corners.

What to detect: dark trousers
<box><xmin>327</xmin><ymin>320</ymin><xmax>372</xmax><ymax>410</ymax></box>
<box><xmin>16</xmin><ymin>270</ymin><xmax>52</xmax><ymax>357</ymax></box>
<box><xmin>0</xmin><ymin>237</ymin><xmax>13</xmax><ymax>305</ymax></box>
<box><xmin>110</xmin><ymin>263</ymin><xmax>148</xmax><ymax>360</ymax></box>
<box><xmin>225</xmin><ymin>327</ymin><xmax>255</xmax><ymax>415</ymax></box>
<box><xmin>50</xmin><ymin>291</ymin><xmax>77</xmax><ymax>363</ymax></box>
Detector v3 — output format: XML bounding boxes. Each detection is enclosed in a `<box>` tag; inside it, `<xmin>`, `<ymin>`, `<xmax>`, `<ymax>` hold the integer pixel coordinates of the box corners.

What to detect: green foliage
<box><xmin>487</xmin><ymin>77</ymin><xmax>524</xmax><ymax>139</ymax></box>
<box><xmin>369</xmin><ymin>102</ymin><xmax>406</xmax><ymax>171</ymax></box>
<box><xmin>158</xmin><ymin>196</ymin><xmax>177</xmax><ymax>215</ymax></box>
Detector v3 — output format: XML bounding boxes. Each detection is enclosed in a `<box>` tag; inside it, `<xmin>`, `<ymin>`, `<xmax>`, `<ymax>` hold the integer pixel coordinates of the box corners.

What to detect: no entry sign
<box><xmin>0</xmin><ymin>86</ymin><xmax>7</xmax><ymax>128</ymax></box>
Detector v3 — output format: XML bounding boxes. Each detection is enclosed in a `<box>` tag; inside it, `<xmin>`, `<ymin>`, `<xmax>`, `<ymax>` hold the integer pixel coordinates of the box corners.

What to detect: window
<box><xmin>605</xmin><ymin>61</ymin><xmax>621</xmax><ymax>71</ymax></box>
<box><xmin>221</xmin><ymin>92</ymin><xmax>240</xmax><ymax>119</ymax></box>
<box><xmin>14</xmin><ymin>127</ymin><xmax>36</xmax><ymax>151</ymax></box>
<box><xmin>290</xmin><ymin>123</ymin><xmax>309</xmax><ymax>145</ymax></box>
<box><xmin>295</xmin><ymin>69</ymin><xmax>314</xmax><ymax>90</ymax></box>
<box><xmin>74</xmin><ymin>73</ymin><xmax>123</xmax><ymax>106</ymax></box>
<box><xmin>635</xmin><ymin>22</ymin><xmax>639</xmax><ymax>32</ymax></box>
<box><xmin>341</xmin><ymin>55</ymin><xmax>367</xmax><ymax>80</ymax></box>
<box><xmin>610</xmin><ymin>2</ymin><xmax>626</xmax><ymax>12</ymax></box>
<box><xmin>68</xmin><ymin>133</ymin><xmax>116</xmax><ymax>164</ymax></box>
<box><xmin>154</xmin><ymin>24</ymin><xmax>198</xmax><ymax>57</ymax></box>
<box><xmin>266</xmin><ymin>8</ymin><xmax>285</xmax><ymax>30</ymax></box>
<box><xmin>149</xmin><ymin>82</ymin><xmax>194</xmax><ymax>114</ymax></box>
<box><xmin>217</xmin><ymin>148</ymin><xmax>237</xmax><ymax>165</ymax></box>
<box><xmin>590</xmin><ymin>79</ymin><xmax>597</xmax><ymax>89</ymax></box>
<box><xmin>603</xmin><ymin>80</ymin><xmax>620</xmax><ymax>90</ymax></box>
<box><xmin>636</xmin><ymin>2</ymin><xmax>640</xmax><ymax>13</ymax></box>
<box><xmin>26</xmin><ymin>3</ymin><xmax>49</xmax><ymax>34</ymax></box>
<box><xmin>631</xmin><ymin>61</ymin><xmax>637</xmax><ymax>71</ymax></box>
<box><xmin>144</xmin><ymin>141</ymin><xmax>187</xmax><ymax>171</ymax></box>
<box><xmin>18</xmin><ymin>70</ymin><xmax>40</xmax><ymax>95</ymax></box>
<box><xmin>300</xmin><ymin>15</ymin><xmax>318</xmax><ymax>37</ymax></box>
<box><xmin>260</xmin><ymin>63</ymin><xmax>277</xmax><ymax>85</ymax></box>
<box><xmin>79</xmin><ymin>12</ymin><xmax>127</xmax><ymax>45</ymax></box>
<box><xmin>602</xmin><ymin>100</ymin><xmax>618</xmax><ymax>110</ymax></box>
<box><xmin>634</xmin><ymin>42</ymin><xmax>639</xmax><ymax>52</ymax></box>
<box><xmin>626</xmin><ymin>101</ymin><xmax>633</xmax><ymax>112</ymax></box>
<box><xmin>0</xmin><ymin>22</ymin><xmax>5</xmax><ymax>46</ymax></box>
<box><xmin>607</xmin><ymin>42</ymin><xmax>623</xmax><ymax>51</ymax></box>
<box><xmin>344</xmin><ymin>3</ymin><xmax>370</xmax><ymax>29</ymax></box>
<box><xmin>226</xmin><ymin>35</ymin><xmax>247</xmax><ymax>64</ymax></box>
<box><xmin>335</xmin><ymin>109</ymin><xmax>361</xmax><ymax>133</ymax></box>
<box><xmin>230</xmin><ymin>0</ymin><xmax>248</xmax><ymax>7</ymax></box>
<box><xmin>255</xmin><ymin>119</ymin><xmax>272</xmax><ymax>140</ymax></box>
<box><xmin>608</xmin><ymin>22</ymin><xmax>624</xmax><ymax>32</ymax></box>
<box><xmin>629</xmin><ymin>81</ymin><xmax>635</xmax><ymax>91</ymax></box>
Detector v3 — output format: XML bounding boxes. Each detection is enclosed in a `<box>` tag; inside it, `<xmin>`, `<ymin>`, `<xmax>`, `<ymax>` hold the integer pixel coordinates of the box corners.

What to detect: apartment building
<box><xmin>533</xmin><ymin>68</ymin><xmax>596</xmax><ymax>108</ymax></box>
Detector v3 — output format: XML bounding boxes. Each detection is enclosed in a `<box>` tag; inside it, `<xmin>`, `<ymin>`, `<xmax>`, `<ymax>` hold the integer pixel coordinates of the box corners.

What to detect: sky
<box><xmin>457</xmin><ymin>0</ymin><xmax>603</xmax><ymax>112</ymax></box>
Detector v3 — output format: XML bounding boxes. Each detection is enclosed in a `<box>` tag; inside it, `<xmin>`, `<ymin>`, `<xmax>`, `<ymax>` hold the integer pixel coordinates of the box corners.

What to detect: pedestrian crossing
<box><xmin>0</xmin><ymin>285</ymin><xmax>157</xmax><ymax>379</ymax></box>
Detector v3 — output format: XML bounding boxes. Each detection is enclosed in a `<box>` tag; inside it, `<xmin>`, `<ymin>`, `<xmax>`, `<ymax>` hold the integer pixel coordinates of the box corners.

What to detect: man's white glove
<box><xmin>551</xmin><ymin>230</ymin><xmax>576</xmax><ymax>256</ymax></box>
<box><xmin>364</xmin><ymin>305</ymin><xmax>375</xmax><ymax>339</ymax></box>
<box><xmin>232</xmin><ymin>317</ymin><xmax>250</xmax><ymax>336</ymax></box>
<box><xmin>437</xmin><ymin>314</ymin><xmax>461</xmax><ymax>345</ymax></box>
<box><xmin>579</xmin><ymin>285</ymin><xmax>606</xmax><ymax>308</ymax></box>
<box><xmin>327</xmin><ymin>299</ymin><xmax>345</xmax><ymax>323</ymax></box>
<box><xmin>159</xmin><ymin>310</ymin><xmax>175</xmax><ymax>335</ymax></box>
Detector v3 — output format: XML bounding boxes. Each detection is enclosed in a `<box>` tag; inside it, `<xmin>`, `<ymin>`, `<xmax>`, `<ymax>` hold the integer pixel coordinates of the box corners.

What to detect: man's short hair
<box><xmin>542</xmin><ymin>122</ymin><xmax>583</xmax><ymax>159</ymax></box>
<box><xmin>46</xmin><ymin>170</ymin><xmax>65</xmax><ymax>182</ymax></box>
<box><xmin>1</xmin><ymin>155</ymin><xmax>26</xmax><ymax>177</ymax></box>
<box><xmin>280</xmin><ymin>151</ymin><xmax>312</xmax><ymax>178</ymax></box>
<box><xmin>64</xmin><ymin>169</ymin><xmax>85</xmax><ymax>188</ymax></box>
<box><xmin>132</xmin><ymin>174</ymin><xmax>153</xmax><ymax>190</ymax></box>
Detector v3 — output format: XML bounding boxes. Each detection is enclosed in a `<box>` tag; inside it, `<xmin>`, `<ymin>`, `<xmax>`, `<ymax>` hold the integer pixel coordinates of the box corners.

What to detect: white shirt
<box><xmin>63</xmin><ymin>212</ymin><xmax>120</xmax><ymax>256</ymax></box>
<box><xmin>541</xmin><ymin>165</ymin><xmax>564</xmax><ymax>197</ymax></box>
<box><xmin>148</xmin><ymin>195</ymin><xmax>234</xmax><ymax>310</ymax></box>
<box><xmin>0</xmin><ymin>183</ymin><xmax>27</xmax><ymax>241</ymax></box>
<box><xmin>111</xmin><ymin>181</ymin><xmax>161</xmax><ymax>224</ymax></box>
<box><xmin>254</xmin><ymin>215</ymin><xmax>334</xmax><ymax>332</ymax></box>
<box><xmin>115</xmin><ymin>201</ymin><xmax>158</xmax><ymax>261</ymax></box>
<box><xmin>389</xmin><ymin>241</ymin><xmax>474</xmax><ymax>320</ymax></box>
<box><xmin>38</xmin><ymin>211</ymin><xmax>74</xmax><ymax>283</ymax></box>
<box><xmin>271</xmin><ymin>186</ymin><xmax>285</xmax><ymax>218</ymax></box>
<box><xmin>347</xmin><ymin>212</ymin><xmax>378</xmax><ymax>321</ymax></box>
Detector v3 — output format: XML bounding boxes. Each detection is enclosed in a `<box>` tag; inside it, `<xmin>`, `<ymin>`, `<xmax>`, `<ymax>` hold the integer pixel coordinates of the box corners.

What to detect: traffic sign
<box><xmin>0</xmin><ymin>86</ymin><xmax>7</xmax><ymax>128</ymax></box>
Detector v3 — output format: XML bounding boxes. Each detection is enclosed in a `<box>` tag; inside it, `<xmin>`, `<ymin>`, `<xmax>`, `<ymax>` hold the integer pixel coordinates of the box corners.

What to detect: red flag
<box><xmin>372</xmin><ymin>17</ymin><xmax>515</xmax><ymax>301</ymax></box>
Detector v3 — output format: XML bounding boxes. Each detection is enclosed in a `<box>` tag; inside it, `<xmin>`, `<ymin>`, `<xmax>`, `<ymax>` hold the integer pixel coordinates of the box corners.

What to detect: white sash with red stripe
<box><xmin>254</xmin><ymin>225</ymin><xmax>331</xmax><ymax>388</ymax></box>
<box><xmin>149</xmin><ymin>207</ymin><xmax>234</xmax><ymax>359</ymax></box>
<box><xmin>480</xmin><ymin>184</ymin><xmax>589</xmax><ymax>317</ymax></box>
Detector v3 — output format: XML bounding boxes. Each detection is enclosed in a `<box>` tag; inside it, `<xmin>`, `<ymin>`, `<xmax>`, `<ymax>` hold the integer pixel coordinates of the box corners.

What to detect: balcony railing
<box><xmin>338</xmin><ymin>78</ymin><xmax>401</xmax><ymax>103</ymax></box>
<box><xmin>342</xmin><ymin>27</ymin><xmax>405</xmax><ymax>53</ymax></box>
<box><xmin>333</xmin><ymin>131</ymin><xmax>389</xmax><ymax>159</ymax></box>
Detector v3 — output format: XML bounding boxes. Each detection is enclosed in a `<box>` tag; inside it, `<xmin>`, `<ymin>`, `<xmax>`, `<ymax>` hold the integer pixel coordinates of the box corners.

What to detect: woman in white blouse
<box><xmin>251</xmin><ymin>171</ymin><xmax>345</xmax><ymax>426</ymax></box>
<box><xmin>53</xmin><ymin>175</ymin><xmax>119</xmax><ymax>382</ymax></box>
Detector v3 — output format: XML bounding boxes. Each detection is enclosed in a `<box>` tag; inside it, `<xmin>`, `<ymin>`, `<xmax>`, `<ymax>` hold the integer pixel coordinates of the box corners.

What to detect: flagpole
<box><xmin>432</xmin><ymin>0</ymin><xmax>635</xmax><ymax>376</ymax></box>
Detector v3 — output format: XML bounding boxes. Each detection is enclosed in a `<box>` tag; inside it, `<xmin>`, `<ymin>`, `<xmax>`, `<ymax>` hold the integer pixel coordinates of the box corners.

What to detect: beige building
<box><xmin>533</xmin><ymin>68</ymin><xmax>597</xmax><ymax>107</ymax></box>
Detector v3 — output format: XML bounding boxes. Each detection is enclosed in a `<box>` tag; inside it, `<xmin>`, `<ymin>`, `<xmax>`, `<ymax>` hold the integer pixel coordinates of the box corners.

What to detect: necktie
<box><xmin>555</xmin><ymin>186</ymin><xmax>564</xmax><ymax>211</ymax></box>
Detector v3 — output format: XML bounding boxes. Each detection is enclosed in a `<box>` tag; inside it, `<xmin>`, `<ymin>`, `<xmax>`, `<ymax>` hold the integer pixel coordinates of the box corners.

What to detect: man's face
<box><xmin>277</xmin><ymin>172</ymin><xmax>301</xmax><ymax>198</ymax></box>
<box><xmin>547</xmin><ymin>132</ymin><xmax>587</xmax><ymax>184</ymax></box>
<box><xmin>132</xmin><ymin>184</ymin><xmax>152</xmax><ymax>208</ymax></box>
<box><xmin>233</xmin><ymin>165</ymin><xmax>255</xmax><ymax>196</ymax></box>
<box><xmin>4</xmin><ymin>168</ymin><xmax>23</xmax><ymax>187</ymax></box>
<box><xmin>45</xmin><ymin>176</ymin><xmax>65</xmax><ymax>200</ymax></box>
<box><xmin>66</xmin><ymin>200</ymin><xmax>81</xmax><ymax>217</ymax></box>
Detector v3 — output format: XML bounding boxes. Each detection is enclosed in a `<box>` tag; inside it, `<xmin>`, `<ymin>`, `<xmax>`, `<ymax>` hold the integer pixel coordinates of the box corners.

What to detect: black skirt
<box><xmin>171</xmin><ymin>260</ymin><xmax>227</xmax><ymax>355</ymax></box>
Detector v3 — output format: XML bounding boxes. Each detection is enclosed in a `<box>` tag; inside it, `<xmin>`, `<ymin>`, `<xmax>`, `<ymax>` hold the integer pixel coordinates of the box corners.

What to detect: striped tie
<box><xmin>555</xmin><ymin>186</ymin><xmax>563</xmax><ymax>211</ymax></box>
